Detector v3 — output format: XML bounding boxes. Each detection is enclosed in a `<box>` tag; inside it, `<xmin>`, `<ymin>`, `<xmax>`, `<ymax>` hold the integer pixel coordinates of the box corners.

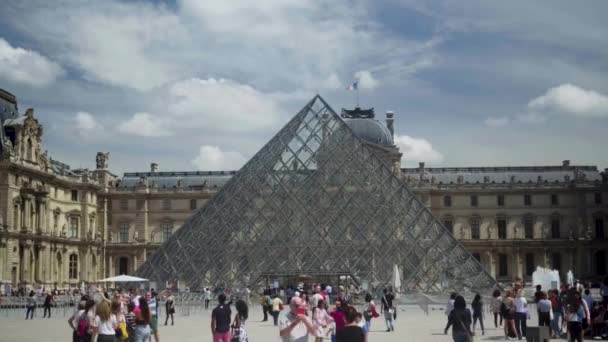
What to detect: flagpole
<box><xmin>356</xmin><ymin>86</ymin><xmax>359</xmax><ymax>107</ymax></box>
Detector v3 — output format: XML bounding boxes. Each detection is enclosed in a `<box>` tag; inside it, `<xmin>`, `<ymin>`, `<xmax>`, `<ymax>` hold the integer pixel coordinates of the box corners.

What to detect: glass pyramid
<box><xmin>137</xmin><ymin>95</ymin><xmax>497</xmax><ymax>294</ymax></box>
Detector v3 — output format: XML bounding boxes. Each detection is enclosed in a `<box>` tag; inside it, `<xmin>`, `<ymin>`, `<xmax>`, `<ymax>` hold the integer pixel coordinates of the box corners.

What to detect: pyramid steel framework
<box><xmin>137</xmin><ymin>95</ymin><xmax>497</xmax><ymax>293</ymax></box>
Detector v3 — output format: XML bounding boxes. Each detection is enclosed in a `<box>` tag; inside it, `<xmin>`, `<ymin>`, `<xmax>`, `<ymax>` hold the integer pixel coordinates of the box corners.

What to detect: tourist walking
<box><xmin>313</xmin><ymin>299</ymin><xmax>334</xmax><ymax>342</ymax></box>
<box><xmin>271</xmin><ymin>294</ymin><xmax>284</xmax><ymax>326</ymax></box>
<box><xmin>444</xmin><ymin>295</ymin><xmax>473</xmax><ymax>342</ymax></box>
<box><xmin>549</xmin><ymin>289</ymin><xmax>563</xmax><ymax>338</ymax></box>
<box><xmin>205</xmin><ymin>288</ymin><xmax>212</xmax><ymax>310</ymax></box>
<box><xmin>565</xmin><ymin>293</ymin><xmax>585</xmax><ymax>342</ymax></box>
<box><xmin>232</xmin><ymin>299</ymin><xmax>249</xmax><ymax>342</ymax></box>
<box><xmin>336</xmin><ymin>306</ymin><xmax>365</xmax><ymax>342</ymax></box>
<box><xmin>211</xmin><ymin>294</ymin><xmax>232</xmax><ymax>342</ymax></box>
<box><xmin>514</xmin><ymin>289</ymin><xmax>528</xmax><ymax>340</ymax></box>
<box><xmin>445</xmin><ymin>292</ymin><xmax>457</xmax><ymax>322</ymax></box>
<box><xmin>43</xmin><ymin>292</ymin><xmax>54</xmax><ymax>318</ymax></box>
<box><xmin>25</xmin><ymin>290</ymin><xmax>36</xmax><ymax>319</ymax></box>
<box><xmin>134</xmin><ymin>297</ymin><xmax>152</xmax><ymax>342</ymax></box>
<box><xmin>329</xmin><ymin>299</ymin><xmax>345</xmax><ymax>342</ymax></box>
<box><xmin>262</xmin><ymin>289</ymin><xmax>272</xmax><ymax>322</ymax></box>
<box><xmin>492</xmin><ymin>289</ymin><xmax>503</xmax><ymax>328</ymax></box>
<box><xmin>112</xmin><ymin>300</ymin><xmax>128</xmax><ymax>341</ymax></box>
<box><xmin>381</xmin><ymin>288</ymin><xmax>395</xmax><ymax>332</ymax></box>
<box><xmin>537</xmin><ymin>291</ymin><xmax>553</xmax><ymax>328</ymax></box>
<box><xmin>502</xmin><ymin>290</ymin><xmax>519</xmax><ymax>340</ymax></box>
<box><xmin>164</xmin><ymin>291</ymin><xmax>175</xmax><ymax>326</ymax></box>
<box><xmin>279</xmin><ymin>296</ymin><xmax>316</xmax><ymax>342</ymax></box>
<box><xmin>362</xmin><ymin>293</ymin><xmax>378</xmax><ymax>332</ymax></box>
<box><xmin>471</xmin><ymin>293</ymin><xmax>485</xmax><ymax>335</ymax></box>
<box><xmin>93</xmin><ymin>300</ymin><xmax>118</xmax><ymax>342</ymax></box>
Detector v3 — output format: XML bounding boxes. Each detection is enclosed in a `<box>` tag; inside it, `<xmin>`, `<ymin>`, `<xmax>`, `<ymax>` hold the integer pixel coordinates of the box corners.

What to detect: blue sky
<box><xmin>1</xmin><ymin>0</ymin><xmax>607</xmax><ymax>173</ymax></box>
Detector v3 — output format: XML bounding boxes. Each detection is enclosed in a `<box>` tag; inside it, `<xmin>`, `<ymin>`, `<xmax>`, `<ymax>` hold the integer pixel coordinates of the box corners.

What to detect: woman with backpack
<box><xmin>68</xmin><ymin>301</ymin><xmax>86</xmax><ymax>342</ymax></box>
<box><xmin>444</xmin><ymin>295</ymin><xmax>472</xmax><ymax>342</ymax></box>
<box><xmin>491</xmin><ymin>289</ymin><xmax>503</xmax><ymax>328</ymax></box>
<box><xmin>565</xmin><ymin>292</ymin><xmax>585</xmax><ymax>342</ymax></box>
<box><xmin>93</xmin><ymin>300</ymin><xmax>118</xmax><ymax>342</ymax></box>
<box><xmin>134</xmin><ymin>297</ymin><xmax>152</xmax><ymax>342</ymax></box>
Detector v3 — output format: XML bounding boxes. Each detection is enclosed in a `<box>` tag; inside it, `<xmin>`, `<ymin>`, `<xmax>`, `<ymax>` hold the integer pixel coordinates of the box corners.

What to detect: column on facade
<box><xmin>514</xmin><ymin>250</ymin><xmax>523</xmax><ymax>280</ymax></box>
<box><xmin>542</xmin><ymin>248</ymin><xmax>549</xmax><ymax>269</ymax></box>
<box><xmin>108</xmin><ymin>255</ymin><xmax>114</xmax><ymax>277</ymax></box>
<box><xmin>22</xmin><ymin>244</ymin><xmax>31</xmax><ymax>284</ymax></box>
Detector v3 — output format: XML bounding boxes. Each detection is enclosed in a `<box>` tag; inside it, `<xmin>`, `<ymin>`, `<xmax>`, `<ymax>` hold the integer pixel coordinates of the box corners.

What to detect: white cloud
<box><xmin>191</xmin><ymin>145</ymin><xmax>246</xmax><ymax>171</ymax></box>
<box><xmin>484</xmin><ymin>116</ymin><xmax>510</xmax><ymax>127</ymax></box>
<box><xmin>75</xmin><ymin>111</ymin><xmax>100</xmax><ymax>131</ymax></box>
<box><xmin>528</xmin><ymin>83</ymin><xmax>608</xmax><ymax>117</ymax></box>
<box><xmin>394</xmin><ymin>134</ymin><xmax>444</xmax><ymax>166</ymax></box>
<box><xmin>0</xmin><ymin>38</ymin><xmax>63</xmax><ymax>87</ymax></box>
<box><xmin>354</xmin><ymin>70</ymin><xmax>379</xmax><ymax>90</ymax></box>
<box><xmin>168</xmin><ymin>78</ymin><xmax>283</xmax><ymax>131</ymax></box>
<box><xmin>118</xmin><ymin>112</ymin><xmax>171</xmax><ymax>137</ymax></box>
<box><xmin>516</xmin><ymin>112</ymin><xmax>547</xmax><ymax>124</ymax></box>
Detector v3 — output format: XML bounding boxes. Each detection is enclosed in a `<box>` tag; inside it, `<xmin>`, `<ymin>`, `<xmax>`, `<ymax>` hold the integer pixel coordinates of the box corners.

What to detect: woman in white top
<box><xmin>313</xmin><ymin>299</ymin><xmax>334</xmax><ymax>342</ymax></box>
<box><xmin>514</xmin><ymin>290</ymin><xmax>528</xmax><ymax>339</ymax></box>
<box><xmin>94</xmin><ymin>300</ymin><xmax>118</xmax><ymax>342</ymax></box>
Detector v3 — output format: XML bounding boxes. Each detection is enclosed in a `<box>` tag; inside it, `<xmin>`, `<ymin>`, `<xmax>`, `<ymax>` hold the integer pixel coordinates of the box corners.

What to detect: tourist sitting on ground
<box><xmin>336</xmin><ymin>306</ymin><xmax>365</xmax><ymax>342</ymax></box>
<box><xmin>444</xmin><ymin>295</ymin><xmax>473</xmax><ymax>342</ymax></box>
<box><xmin>279</xmin><ymin>296</ymin><xmax>316</xmax><ymax>342</ymax></box>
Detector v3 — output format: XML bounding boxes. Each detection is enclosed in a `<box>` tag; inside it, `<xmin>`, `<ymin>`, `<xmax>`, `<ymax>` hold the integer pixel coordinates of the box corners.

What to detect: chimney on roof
<box><xmin>150</xmin><ymin>163</ymin><xmax>158</xmax><ymax>173</ymax></box>
<box><xmin>386</xmin><ymin>111</ymin><xmax>394</xmax><ymax>139</ymax></box>
<box><xmin>562</xmin><ymin>160</ymin><xmax>570</xmax><ymax>167</ymax></box>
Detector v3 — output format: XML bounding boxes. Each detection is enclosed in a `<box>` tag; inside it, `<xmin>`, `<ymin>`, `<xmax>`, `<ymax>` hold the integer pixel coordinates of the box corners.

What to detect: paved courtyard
<box><xmin>0</xmin><ymin>304</ymin><xmax>569</xmax><ymax>342</ymax></box>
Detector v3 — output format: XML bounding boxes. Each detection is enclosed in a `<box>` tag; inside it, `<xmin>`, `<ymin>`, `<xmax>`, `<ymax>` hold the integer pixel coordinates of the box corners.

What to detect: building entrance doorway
<box><xmin>119</xmin><ymin>257</ymin><xmax>129</xmax><ymax>275</ymax></box>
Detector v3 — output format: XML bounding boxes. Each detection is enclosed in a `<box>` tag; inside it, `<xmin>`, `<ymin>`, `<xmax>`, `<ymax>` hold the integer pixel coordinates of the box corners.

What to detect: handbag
<box><xmin>231</xmin><ymin>318</ymin><xmax>241</xmax><ymax>342</ymax></box>
<box><xmin>279</xmin><ymin>303</ymin><xmax>284</xmax><ymax>311</ymax></box>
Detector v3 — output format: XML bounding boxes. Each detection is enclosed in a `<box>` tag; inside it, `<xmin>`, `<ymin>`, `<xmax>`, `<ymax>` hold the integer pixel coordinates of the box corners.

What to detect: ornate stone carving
<box><xmin>61</xmin><ymin>224</ymin><xmax>67</xmax><ymax>237</ymax></box>
<box><xmin>96</xmin><ymin>152</ymin><xmax>110</xmax><ymax>169</ymax></box>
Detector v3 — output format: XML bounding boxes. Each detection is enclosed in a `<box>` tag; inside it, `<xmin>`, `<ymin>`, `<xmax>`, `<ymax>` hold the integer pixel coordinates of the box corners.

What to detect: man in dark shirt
<box><xmin>381</xmin><ymin>288</ymin><xmax>395</xmax><ymax>332</ymax></box>
<box><xmin>211</xmin><ymin>294</ymin><xmax>232</xmax><ymax>342</ymax></box>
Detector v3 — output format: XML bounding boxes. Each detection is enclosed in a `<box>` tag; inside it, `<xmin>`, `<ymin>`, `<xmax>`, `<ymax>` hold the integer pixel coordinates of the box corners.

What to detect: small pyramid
<box><xmin>137</xmin><ymin>95</ymin><xmax>496</xmax><ymax>293</ymax></box>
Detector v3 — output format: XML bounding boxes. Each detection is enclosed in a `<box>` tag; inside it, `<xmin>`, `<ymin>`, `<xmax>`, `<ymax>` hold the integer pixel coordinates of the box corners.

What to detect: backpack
<box><xmin>77</xmin><ymin>315</ymin><xmax>88</xmax><ymax>337</ymax></box>
<box><xmin>500</xmin><ymin>302</ymin><xmax>508</xmax><ymax>316</ymax></box>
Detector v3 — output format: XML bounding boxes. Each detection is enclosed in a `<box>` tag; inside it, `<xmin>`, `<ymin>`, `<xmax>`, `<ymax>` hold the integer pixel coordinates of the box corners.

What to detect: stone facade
<box><xmin>1</xmin><ymin>89</ymin><xmax>607</xmax><ymax>292</ymax></box>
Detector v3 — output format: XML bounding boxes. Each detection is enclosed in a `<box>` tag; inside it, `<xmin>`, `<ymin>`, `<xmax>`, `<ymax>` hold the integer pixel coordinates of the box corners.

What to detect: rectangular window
<box><xmin>119</xmin><ymin>199</ymin><xmax>128</xmax><ymax>210</ymax></box>
<box><xmin>524</xmin><ymin>216</ymin><xmax>534</xmax><ymax>239</ymax></box>
<box><xmin>498</xmin><ymin>219</ymin><xmax>507</xmax><ymax>239</ymax></box>
<box><xmin>595</xmin><ymin>192</ymin><xmax>603</xmax><ymax>205</ymax></box>
<box><xmin>472</xmin><ymin>253</ymin><xmax>481</xmax><ymax>262</ymax></box>
<box><xmin>69</xmin><ymin>254</ymin><xmax>78</xmax><ymax>279</ymax></box>
<box><xmin>161</xmin><ymin>222</ymin><xmax>172</xmax><ymax>242</ymax></box>
<box><xmin>71</xmin><ymin>190</ymin><xmax>78</xmax><ymax>202</ymax></box>
<box><xmin>471</xmin><ymin>221</ymin><xmax>480</xmax><ymax>240</ymax></box>
<box><xmin>497</xmin><ymin>194</ymin><xmax>505</xmax><ymax>207</ymax></box>
<box><xmin>551</xmin><ymin>218</ymin><xmax>560</xmax><ymax>239</ymax></box>
<box><xmin>136</xmin><ymin>199</ymin><xmax>144</xmax><ymax>210</ymax></box>
<box><xmin>498</xmin><ymin>254</ymin><xmax>508</xmax><ymax>277</ymax></box>
<box><xmin>524</xmin><ymin>194</ymin><xmax>532</xmax><ymax>206</ymax></box>
<box><xmin>525</xmin><ymin>253</ymin><xmax>535</xmax><ymax>276</ymax></box>
<box><xmin>470</xmin><ymin>195</ymin><xmax>478</xmax><ymax>207</ymax></box>
<box><xmin>596</xmin><ymin>219</ymin><xmax>605</xmax><ymax>239</ymax></box>
<box><xmin>119</xmin><ymin>223</ymin><xmax>129</xmax><ymax>243</ymax></box>
<box><xmin>162</xmin><ymin>199</ymin><xmax>172</xmax><ymax>210</ymax></box>
<box><xmin>190</xmin><ymin>199</ymin><xmax>197</xmax><ymax>210</ymax></box>
<box><xmin>551</xmin><ymin>194</ymin><xmax>559</xmax><ymax>206</ymax></box>
<box><xmin>70</xmin><ymin>217</ymin><xmax>79</xmax><ymax>238</ymax></box>
<box><xmin>444</xmin><ymin>220</ymin><xmax>453</xmax><ymax>235</ymax></box>
<box><xmin>443</xmin><ymin>196</ymin><xmax>452</xmax><ymax>207</ymax></box>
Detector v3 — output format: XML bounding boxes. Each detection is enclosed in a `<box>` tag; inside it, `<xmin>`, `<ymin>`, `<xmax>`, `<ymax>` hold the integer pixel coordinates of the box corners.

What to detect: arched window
<box><xmin>161</xmin><ymin>221</ymin><xmax>173</xmax><ymax>242</ymax></box>
<box><xmin>70</xmin><ymin>216</ymin><xmax>79</xmax><ymax>238</ymax></box>
<box><xmin>69</xmin><ymin>254</ymin><xmax>78</xmax><ymax>279</ymax></box>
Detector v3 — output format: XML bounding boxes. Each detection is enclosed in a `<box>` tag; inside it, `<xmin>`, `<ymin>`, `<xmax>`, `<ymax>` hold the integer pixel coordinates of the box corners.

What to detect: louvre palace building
<box><xmin>0</xmin><ymin>88</ymin><xmax>607</xmax><ymax>293</ymax></box>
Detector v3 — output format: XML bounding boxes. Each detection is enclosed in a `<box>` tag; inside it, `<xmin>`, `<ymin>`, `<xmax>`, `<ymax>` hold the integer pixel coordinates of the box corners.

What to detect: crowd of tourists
<box><xmin>62</xmin><ymin>287</ymin><xmax>175</xmax><ymax>342</ymax></box>
<box><xmin>458</xmin><ymin>276</ymin><xmax>608</xmax><ymax>342</ymax></box>
<box><xmin>208</xmin><ymin>283</ymin><xmax>397</xmax><ymax>342</ymax></box>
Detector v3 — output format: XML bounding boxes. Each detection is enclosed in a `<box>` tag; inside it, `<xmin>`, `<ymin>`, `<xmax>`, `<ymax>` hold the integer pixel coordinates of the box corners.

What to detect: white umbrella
<box><xmin>98</xmin><ymin>275</ymin><xmax>148</xmax><ymax>282</ymax></box>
